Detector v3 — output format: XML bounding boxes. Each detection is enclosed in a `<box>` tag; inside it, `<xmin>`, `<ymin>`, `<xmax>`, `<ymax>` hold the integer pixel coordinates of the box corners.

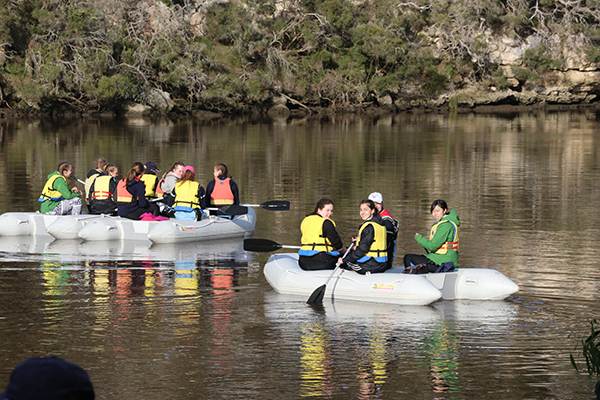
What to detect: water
<box><xmin>0</xmin><ymin>111</ymin><xmax>599</xmax><ymax>399</ymax></box>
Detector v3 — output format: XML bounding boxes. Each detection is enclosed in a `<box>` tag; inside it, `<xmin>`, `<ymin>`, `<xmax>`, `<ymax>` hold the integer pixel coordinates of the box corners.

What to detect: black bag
<box><xmin>434</xmin><ymin>262</ymin><xmax>455</xmax><ymax>273</ymax></box>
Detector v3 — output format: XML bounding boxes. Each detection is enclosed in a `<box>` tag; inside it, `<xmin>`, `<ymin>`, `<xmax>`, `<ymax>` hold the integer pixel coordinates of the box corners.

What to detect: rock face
<box><xmin>143</xmin><ymin>89</ymin><xmax>175</xmax><ymax>112</ymax></box>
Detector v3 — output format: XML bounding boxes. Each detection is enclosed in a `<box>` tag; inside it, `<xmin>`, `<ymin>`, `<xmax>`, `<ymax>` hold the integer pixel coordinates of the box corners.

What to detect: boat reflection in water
<box><xmin>263</xmin><ymin>292</ymin><xmax>518</xmax><ymax>398</ymax></box>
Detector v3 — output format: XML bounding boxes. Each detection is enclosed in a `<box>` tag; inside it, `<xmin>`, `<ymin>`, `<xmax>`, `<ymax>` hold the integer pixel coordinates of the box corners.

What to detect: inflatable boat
<box><xmin>264</xmin><ymin>253</ymin><xmax>443</xmax><ymax>306</ymax></box>
<box><xmin>263</xmin><ymin>253</ymin><xmax>519</xmax><ymax>304</ymax></box>
<box><xmin>0</xmin><ymin>212</ymin><xmax>99</xmax><ymax>239</ymax></box>
<box><xmin>78</xmin><ymin>207</ymin><xmax>256</xmax><ymax>243</ymax></box>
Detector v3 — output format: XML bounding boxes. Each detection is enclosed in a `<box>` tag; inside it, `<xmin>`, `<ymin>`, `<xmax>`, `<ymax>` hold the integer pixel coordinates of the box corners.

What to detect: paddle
<box><xmin>206</xmin><ymin>205</ymin><xmax>249</xmax><ymax>216</ymax></box>
<box><xmin>306</xmin><ymin>246</ymin><xmax>353</xmax><ymax>304</ymax></box>
<box><xmin>242</xmin><ymin>200</ymin><xmax>290</xmax><ymax>211</ymax></box>
<box><xmin>72</xmin><ymin>176</ymin><xmax>91</xmax><ymax>187</ymax></box>
<box><xmin>243</xmin><ymin>238</ymin><xmax>301</xmax><ymax>252</ymax></box>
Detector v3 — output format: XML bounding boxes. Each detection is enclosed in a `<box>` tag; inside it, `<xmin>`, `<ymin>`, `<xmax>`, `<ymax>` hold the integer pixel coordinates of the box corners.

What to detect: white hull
<box><xmin>264</xmin><ymin>253</ymin><xmax>519</xmax><ymax>303</ymax></box>
<box><xmin>73</xmin><ymin>207</ymin><xmax>256</xmax><ymax>243</ymax></box>
<box><xmin>264</xmin><ymin>253</ymin><xmax>443</xmax><ymax>306</ymax></box>
<box><xmin>147</xmin><ymin>207</ymin><xmax>256</xmax><ymax>243</ymax></box>
<box><xmin>0</xmin><ymin>212</ymin><xmax>99</xmax><ymax>239</ymax></box>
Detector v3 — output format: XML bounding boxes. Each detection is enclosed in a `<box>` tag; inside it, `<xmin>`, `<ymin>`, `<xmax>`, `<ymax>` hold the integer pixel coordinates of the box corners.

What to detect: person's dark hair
<box><xmin>57</xmin><ymin>161</ymin><xmax>72</xmax><ymax>176</ymax></box>
<box><xmin>312</xmin><ymin>198</ymin><xmax>334</xmax><ymax>215</ymax></box>
<box><xmin>360</xmin><ymin>199</ymin><xmax>379</xmax><ymax>215</ymax></box>
<box><xmin>125</xmin><ymin>162</ymin><xmax>144</xmax><ymax>185</ymax></box>
<box><xmin>430</xmin><ymin>199</ymin><xmax>449</xmax><ymax>214</ymax></box>
<box><xmin>214</xmin><ymin>163</ymin><xmax>228</xmax><ymax>177</ymax></box>
<box><xmin>170</xmin><ymin>161</ymin><xmax>184</xmax><ymax>172</ymax></box>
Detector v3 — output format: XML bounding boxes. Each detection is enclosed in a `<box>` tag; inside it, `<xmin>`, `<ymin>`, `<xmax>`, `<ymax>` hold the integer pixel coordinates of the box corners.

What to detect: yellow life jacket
<box><xmin>85</xmin><ymin>172</ymin><xmax>100</xmax><ymax>201</ymax></box>
<box><xmin>173</xmin><ymin>181</ymin><xmax>201</xmax><ymax>210</ymax></box>
<box><xmin>430</xmin><ymin>219</ymin><xmax>459</xmax><ymax>255</ymax></box>
<box><xmin>140</xmin><ymin>174</ymin><xmax>158</xmax><ymax>199</ymax></box>
<box><xmin>90</xmin><ymin>175</ymin><xmax>113</xmax><ymax>201</ymax></box>
<box><xmin>356</xmin><ymin>220</ymin><xmax>387</xmax><ymax>262</ymax></box>
<box><xmin>39</xmin><ymin>174</ymin><xmax>67</xmax><ymax>202</ymax></box>
<box><xmin>210</xmin><ymin>177</ymin><xmax>234</xmax><ymax>205</ymax></box>
<box><xmin>300</xmin><ymin>215</ymin><xmax>337</xmax><ymax>256</ymax></box>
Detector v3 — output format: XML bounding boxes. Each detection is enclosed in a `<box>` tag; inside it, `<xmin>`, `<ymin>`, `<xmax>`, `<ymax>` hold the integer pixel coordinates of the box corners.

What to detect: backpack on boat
<box><xmin>434</xmin><ymin>262</ymin><xmax>455</xmax><ymax>273</ymax></box>
<box><xmin>403</xmin><ymin>261</ymin><xmax>455</xmax><ymax>274</ymax></box>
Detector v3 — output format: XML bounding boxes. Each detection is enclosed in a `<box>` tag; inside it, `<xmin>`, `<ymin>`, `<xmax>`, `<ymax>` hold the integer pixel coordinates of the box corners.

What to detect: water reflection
<box><xmin>264</xmin><ymin>294</ymin><xmax>521</xmax><ymax>399</ymax></box>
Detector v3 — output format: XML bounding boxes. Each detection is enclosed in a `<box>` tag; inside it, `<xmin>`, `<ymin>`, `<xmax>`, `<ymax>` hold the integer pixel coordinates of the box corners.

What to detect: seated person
<box><xmin>116</xmin><ymin>162</ymin><xmax>160</xmax><ymax>220</ymax></box>
<box><xmin>403</xmin><ymin>199</ymin><xmax>460</xmax><ymax>273</ymax></box>
<box><xmin>339</xmin><ymin>199</ymin><xmax>388</xmax><ymax>274</ymax></box>
<box><xmin>172</xmin><ymin>165</ymin><xmax>205</xmax><ymax>220</ymax></box>
<box><xmin>88</xmin><ymin>164</ymin><xmax>119</xmax><ymax>215</ymax></box>
<box><xmin>298</xmin><ymin>198</ymin><xmax>345</xmax><ymax>270</ymax></box>
<box><xmin>39</xmin><ymin>161</ymin><xmax>82</xmax><ymax>216</ymax></box>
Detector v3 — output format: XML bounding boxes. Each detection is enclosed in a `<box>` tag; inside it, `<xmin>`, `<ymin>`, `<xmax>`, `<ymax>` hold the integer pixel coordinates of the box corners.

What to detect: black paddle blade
<box><xmin>307</xmin><ymin>284</ymin><xmax>326</xmax><ymax>304</ymax></box>
<box><xmin>219</xmin><ymin>205</ymin><xmax>249</xmax><ymax>216</ymax></box>
<box><xmin>244</xmin><ymin>238</ymin><xmax>283</xmax><ymax>252</ymax></box>
<box><xmin>260</xmin><ymin>200</ymin><xmax>290</xmax><ymax>211</ymax></box>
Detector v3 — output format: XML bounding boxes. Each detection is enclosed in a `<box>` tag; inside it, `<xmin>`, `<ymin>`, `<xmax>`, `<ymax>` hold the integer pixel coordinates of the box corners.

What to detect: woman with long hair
<box><xmin>172</xmin><ymin>165</ymin><xmax>205</xmax><ymax>220</ymax></box>
<box><xmin>338</xmin><ymin>199</ymin><xmax>389</xmax><ymax>274</ymax></box>
<box><xmin>116</xmin><ymin>162</ymin><xmax>160</xmax><ymax>220</ymax></box>
<box><xmin>298</xmin><ymin>198</ymin><xmax>345</xmax><ymax>270</ymax></box>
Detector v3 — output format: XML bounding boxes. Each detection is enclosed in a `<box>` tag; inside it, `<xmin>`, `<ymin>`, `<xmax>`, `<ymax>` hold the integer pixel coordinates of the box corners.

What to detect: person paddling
<box><xmin>338</xmin><ymin>199</ymin><xmax>388</xmax><ymax>274</ymax></box>
<box><xmin>39</xmin><ymin>161</ymin><xmax>83</xmax><ymax>216</ymax></box>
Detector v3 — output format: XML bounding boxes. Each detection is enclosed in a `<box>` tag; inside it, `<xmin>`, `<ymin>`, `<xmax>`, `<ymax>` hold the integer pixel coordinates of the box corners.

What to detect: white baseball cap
<box><xmin>368</xmin><ymin>192</ymin><xmax>383</xmax><ymax>203</ymax></box>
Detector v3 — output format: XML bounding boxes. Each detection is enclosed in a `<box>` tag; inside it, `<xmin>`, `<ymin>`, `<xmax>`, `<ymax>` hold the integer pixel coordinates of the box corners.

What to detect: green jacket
<box><xmin>415</xmin><ymin>208</ymin><xmax>460</xmax><ymax>267</ymax></box>
<box><xmin>40</xmin><ymin>171</ymin><xmax>80</xmax><ymax>213</ymax></box>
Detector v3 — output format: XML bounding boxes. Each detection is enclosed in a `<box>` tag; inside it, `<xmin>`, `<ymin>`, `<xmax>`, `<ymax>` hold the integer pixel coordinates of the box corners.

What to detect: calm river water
<box><xmin>0</xmin><ymin>110</ymin><xmax>599</xmax><ymax>399</ymax></box>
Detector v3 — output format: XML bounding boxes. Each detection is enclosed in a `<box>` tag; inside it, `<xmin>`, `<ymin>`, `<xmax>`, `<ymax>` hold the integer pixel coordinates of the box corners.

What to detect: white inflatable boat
<box><xmin>264</xmin><ymin>253</ymin><xmax>443</xmax><ymax>306</ymax></box>
<box><xmin>263</xmin><ymin>253</ymin><xmax>519</xmax><ymax>304</ymax></box>
<box><xmin>78</xmin><ymin>207</ymin><xmax>256</xmax><ymax>243</ymax></box>
<box><xmin>0</xmin><ymin>212</ymin><xmax>99</xmax><ymax>239</ymax></box>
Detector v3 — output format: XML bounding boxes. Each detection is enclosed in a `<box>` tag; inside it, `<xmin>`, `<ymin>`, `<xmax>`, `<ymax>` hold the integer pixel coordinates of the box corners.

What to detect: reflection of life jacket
<box><xmin>173</xmin><ymin>181</ymin><xmax>201</xmax><ymax>210</ymax></box>
<box><xmin>90</xmin><ymin>175</ymin><xmax>113</xmax><ymax>200</ymax></box>
<box><xmin>299</xmin><ymin>215</ymin><xmax>339</xmax><ymax>257</ymax></box>
<box><xmin>140</xmin><ymin>174</ymin><xmax>158</xmax><ymax>198</ymax></box>
<box><xmin>210</xmin><ymin>177</ymin><xmax>234</xmax><ymax>205</ymax></box>
<box><xmin>356</xmin><ymin>221</ymin><xmax>387</xmax><ymax>263</ymax></box>
<box><xmin>116</xmin><ymin>179</ymin><xmax>133</xmax><ymax>204</ymax></box>
<box><xmin>39</xmin><ymin>174</ymin><xmax>67</xmax><ymax>202</ymax></box>
<box><xmin>430</xmin><ymin>220</ymin><xmax>459</xmax><ymax>255</ymax></box>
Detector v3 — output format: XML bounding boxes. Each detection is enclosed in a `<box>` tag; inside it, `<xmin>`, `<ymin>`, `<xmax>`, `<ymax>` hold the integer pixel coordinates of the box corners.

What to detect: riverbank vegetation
<box><xmin>1</xmin><ymin>0</ymin><xmax>599</xmax><ymax>116</ymax></box>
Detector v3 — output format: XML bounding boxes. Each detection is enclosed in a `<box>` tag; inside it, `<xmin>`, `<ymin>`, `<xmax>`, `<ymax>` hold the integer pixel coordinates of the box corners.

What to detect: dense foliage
<box><xmin>0</xmin><ymin>0</ymin><xmax>599</xmax><ymax>114</ymax></box>
<box><xmin>571</xmin><ymin>319</ymin><xmax>600</xmax><ymax>399</ymax></box>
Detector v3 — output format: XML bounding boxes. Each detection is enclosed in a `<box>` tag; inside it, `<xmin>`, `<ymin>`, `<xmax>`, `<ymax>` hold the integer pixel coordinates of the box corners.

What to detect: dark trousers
<box><xmin>403</xmin><ymin>254</ymin><xmax>439</xmax><ymax>273</ymax></box>
<box><xmin>124</xmin><ymin>203</ymin><xmax>160</xmax><ymax>220</ymax></box>
<box><xmin>299</xmin><ymin>253</ymin><xmax>338</xmax><ymax>270</ymax></box>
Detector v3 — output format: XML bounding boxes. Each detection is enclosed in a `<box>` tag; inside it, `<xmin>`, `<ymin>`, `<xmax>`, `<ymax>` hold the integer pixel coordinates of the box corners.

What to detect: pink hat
<box><xmin>183</xmin><ymin>165</ymin><xmax>195</xmax><ymax>174</ymax></box>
